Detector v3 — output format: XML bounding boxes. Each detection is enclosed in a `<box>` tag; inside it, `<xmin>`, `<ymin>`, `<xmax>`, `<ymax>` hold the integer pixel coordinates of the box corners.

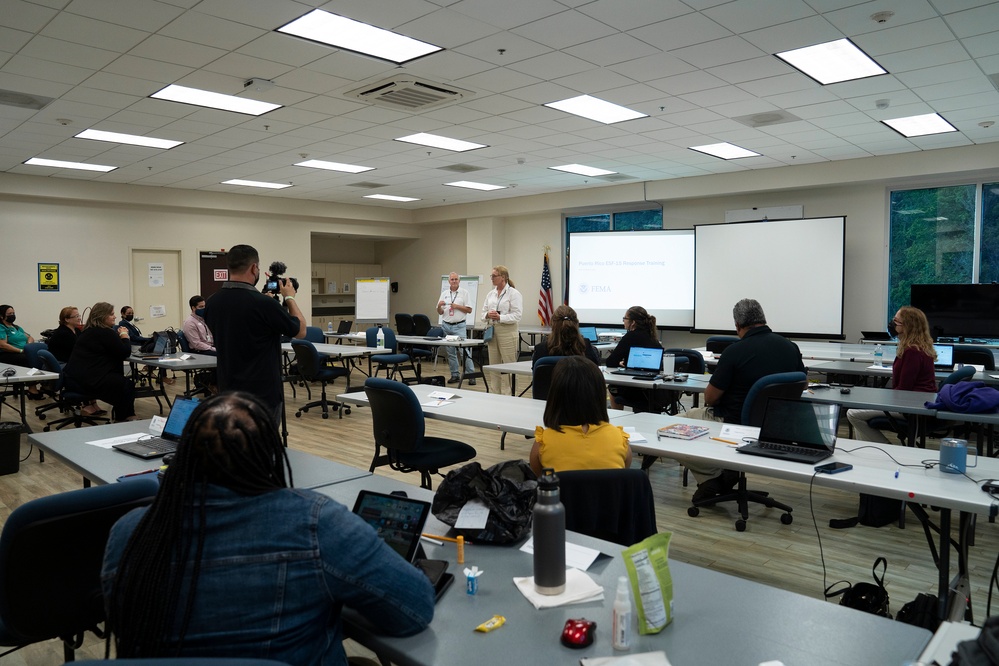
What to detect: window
<box><xmin>887</xmin><ymin>184</ymin><xmax>978</xmax><ymax>317</ymax></box>
<box><xmin>979</xmin><ymin>183</ymin><xmax>999</xmax><ymax>283</ymax></box>
<box><xmin>565</xmin><ymin>208</ymin><xmax>662</xmax><ymax>246</ymax></box>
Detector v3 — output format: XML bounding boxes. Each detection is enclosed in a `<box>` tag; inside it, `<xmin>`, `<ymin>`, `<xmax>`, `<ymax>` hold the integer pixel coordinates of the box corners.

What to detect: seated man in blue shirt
<box><xmin>103</xmin><ymin>392</ymin><xmax>435</xmax><ymax>665</ymax></box>
<box><xmin>686</xmin><ymin>299</ymin><xmax>805</xmax><ymax>501</ymax></box>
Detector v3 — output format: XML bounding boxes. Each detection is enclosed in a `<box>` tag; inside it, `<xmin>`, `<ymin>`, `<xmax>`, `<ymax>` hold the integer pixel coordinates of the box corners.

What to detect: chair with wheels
<box><xmin>0</xmin><ymin>478</ymin><xmax>159</xmax><ymax>662</ymax></box>
<box><xmin>364</xmin><ymin>377</ymin><xmax>476</xmax><ymax>489</ymax></box>
<box><xmin>559</xmin><ymin>468</ymin><xmax>657</xmax><ymax>546</ymax></box>
<box><xmin>412</xmin><ymin>314</ymin><xmax>432</xmax><ymax>336</ymax></box>
<box><xmin>291</xmin><ymin>340</ymin><xmax>350</xmax><ymax>419</ymax></box>
<box><xmin>394</xmin><ymin>314</ymin><xmax>415</xmax><ymax>336</ymax></box>
<box><xmin>365</xmin><ymin>327</ymin><xmax>421</xmax><ymax>382</ymax></box>
<box><xmin>33</xmin><ymin>350</ymin><xmax>110</xmax><ymax>432</ymax></box>
<box><xmin>954</xmin><ymin>345</ymin><xmax>995</xmax><ymax>370</ymax></box>
<box><xmin>705</xmin><ymin>336</ymin><xmax>739</xmax><ymax>354</ymax></box>
<box><xmin>688</xmin><ymin>371</ymin><xmax>807</xmax><ymax>532</ymax></box>
<box><xmin>304</xmin><ymin>326</ymin><xmax>326</xmax><ymax>343</ymax></box>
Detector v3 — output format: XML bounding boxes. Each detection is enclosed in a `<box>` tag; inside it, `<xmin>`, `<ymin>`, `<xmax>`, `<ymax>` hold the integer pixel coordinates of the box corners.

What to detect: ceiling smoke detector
<box><xmin>871</xmin><ymin>11</ymin><xmax>894</xmax><ymax>24</ymax></box>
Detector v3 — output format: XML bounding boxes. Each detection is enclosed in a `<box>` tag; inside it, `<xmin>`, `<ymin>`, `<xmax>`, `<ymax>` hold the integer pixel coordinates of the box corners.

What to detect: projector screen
<box><xmin>693</xmin><ymin>217</ymin><xmax>845</xmax><ymax>337</ymax></box>
<box><xmin>568</xmin><ymin>230</ymin><xmax>694</xmax><ymax>327</ymax></box>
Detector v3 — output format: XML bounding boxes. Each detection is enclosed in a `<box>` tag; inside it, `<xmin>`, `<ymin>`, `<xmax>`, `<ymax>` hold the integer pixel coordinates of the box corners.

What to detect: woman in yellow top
<box><xmin>531</xmin><ymin>356</ymin><xmax>631</xmax><ymax>475</ymax></box>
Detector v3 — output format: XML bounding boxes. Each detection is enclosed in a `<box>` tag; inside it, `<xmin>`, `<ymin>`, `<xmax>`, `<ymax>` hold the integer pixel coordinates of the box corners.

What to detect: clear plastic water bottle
<box><xmin>376</xmin><ymin>327</ymin><xmax>385</xmax><ymax>349</ymax></box>
<box><xmin>533</xmin><ymin>468</ymin><xmax>566</xmax><ymax>595</ymax></box>
<box><xmin>327</xmin><ymin>321</ymin><xmax>332</xmax><ymax>334</ymax></box>
<box><xmin>874</xmin><ymin>343</ymin><xmax>884</xmax><ymax>368</ymax></box>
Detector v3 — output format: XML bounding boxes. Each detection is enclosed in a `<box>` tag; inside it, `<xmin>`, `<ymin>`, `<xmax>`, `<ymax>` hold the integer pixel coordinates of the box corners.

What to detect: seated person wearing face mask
<box><xmin>182</xmin><ymin>295</ymin><xmax>216</xmax><ymax>356</ymax></box>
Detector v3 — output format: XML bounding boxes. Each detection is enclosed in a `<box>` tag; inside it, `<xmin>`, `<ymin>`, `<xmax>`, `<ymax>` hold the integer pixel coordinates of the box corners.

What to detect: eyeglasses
<box><xmin>490</xmin><ymin>273</ymin><xmax>500</xmax><ymax>278</ymax></box>
<box><xmin>622</xmin><ymin>317</ymin><xmax>631</xmax><ymax>322</ymax></box>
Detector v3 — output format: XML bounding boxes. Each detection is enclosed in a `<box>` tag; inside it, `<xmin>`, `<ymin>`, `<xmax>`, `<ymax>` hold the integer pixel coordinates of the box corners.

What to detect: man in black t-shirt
<box><xmin>205</xmin><ymin>245</ymin><xmax>306</xmax><ymax>422</ymax></box>
<box><xmin>687</xmin><ymin>299</ymin><xmax>804</xmax><ymax>500</ymax></box>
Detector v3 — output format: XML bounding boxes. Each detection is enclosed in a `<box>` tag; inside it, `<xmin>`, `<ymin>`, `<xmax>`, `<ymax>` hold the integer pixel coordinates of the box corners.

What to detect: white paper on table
<box><xmin>156</xmin><ymin>357</ymin><xmax>184</xmax><ymax>363</ymax></box>
<box><xmin>426</xmin><ymin>390</ymin><xmax>454</xmax><ymax>400</ymax></box>
<box><xmin>866</xmin><ymin>364</ymin><xmax>888</xmax><ymax>370</ymax></box>
<box><xmin>421</xmin><ymin>399</ymin><xmax>454</xmax><ymax>408</ymax></box>
<box><xmin>513</xmin><ymin>568</ymin><xmax>604</xmax><ymax>609</ymax></box>
<box><xmin>581</xmin><ymin>651</ymin><xmax>673</xmax><ymax>666</ymax></box>
<box><xmin>623</xmin><ymin>426</ymin><xmax>648</xmax><ymax>443</ymax></box>
<box><xmin>455</xmin><ymin>498</ymin><xmax>490</xmax><ymax>529</ymax></box>
<box><xmin>520</xmin><ymin>537</ymin><xmax>601</xmax><ymax>571</ymax></box>
<box><xmin>87</xmin><ymin>433</ymin><xmax>147</xmax><ymax>449</ymax></box>
<box><xmin>719</xmin><ymin>424</ymin><xmax>760</xmax><ymax>444</ymax></box>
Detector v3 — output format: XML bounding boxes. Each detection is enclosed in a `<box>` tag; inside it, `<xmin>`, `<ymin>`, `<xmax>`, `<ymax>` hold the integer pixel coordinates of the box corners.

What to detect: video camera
<box><xmin>263</xmin><ymin>261</ymin><xmax>299</xmax><ymax>296</ymax></box>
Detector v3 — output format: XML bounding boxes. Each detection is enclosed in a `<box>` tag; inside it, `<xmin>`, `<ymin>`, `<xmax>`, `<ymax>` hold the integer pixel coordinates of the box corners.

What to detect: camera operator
<box><xmin>205</xmin><ymin>244</ymin><xmax>306</xmax><ymax>424</ymax></box>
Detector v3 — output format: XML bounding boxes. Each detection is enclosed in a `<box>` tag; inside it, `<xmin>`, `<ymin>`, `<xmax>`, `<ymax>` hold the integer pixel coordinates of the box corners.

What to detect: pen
<box><xmin>894</xmin><ymin>467</ymin><xmax>900</xmax><ymax>479</ymax></box>
<box><xmin>120</xmin><ymin>467</ymin><xmax>160</xmax><ymax>478</ymax></box>
<box><xmin>711</xmin><ymin>437</ymin><xmax>739</xmax><ymax>446</ymax></box>
<box><xmin>422</xmin><ymin>533</ymin><xmax>473</xmax><ymax>545</ymax></box>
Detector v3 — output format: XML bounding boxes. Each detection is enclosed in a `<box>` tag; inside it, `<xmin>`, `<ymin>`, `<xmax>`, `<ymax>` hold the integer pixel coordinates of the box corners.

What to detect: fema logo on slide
<box><xmin>578</xmin><ymin>284</ymin><xmax>589</xmax><ymax>294</ymax></box>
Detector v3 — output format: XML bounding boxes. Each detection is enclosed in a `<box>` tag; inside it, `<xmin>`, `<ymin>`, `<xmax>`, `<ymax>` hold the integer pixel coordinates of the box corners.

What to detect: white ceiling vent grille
<box><xmin>347</xmin><ymin>76</ymin><xmax>474</xmax><ymax>111</ymax></box>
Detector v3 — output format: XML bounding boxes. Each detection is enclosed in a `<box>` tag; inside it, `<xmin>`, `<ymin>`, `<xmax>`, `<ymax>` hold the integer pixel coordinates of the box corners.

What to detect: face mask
<box><xmin>195</xmin><ymin>308</ymin><xmax>206</xmax><ymax>318</ymax></box>
<box><xmin>252</xmin><ymin>268</ymin><xmax>260</xmax><ymax>287</ymax></box>
<box><xmin>4</xmin><ymin>315</ymin><xmax>14</xmax><ymax>324</ymax></box>
<box><xmin>888</xmin><ymin>320</ymin><xmax>898</xmax><ymax>337</ymax></box>
<box><xmin>124</xmin><ymin>314</ymin><xmax>134</xmax><ymax>322</ymax></box>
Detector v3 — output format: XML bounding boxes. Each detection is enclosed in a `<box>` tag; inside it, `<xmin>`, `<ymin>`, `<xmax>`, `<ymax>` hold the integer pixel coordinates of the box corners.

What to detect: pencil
<box><xmin>710</xmin><ymin>437</ymin><xmax>739</xmax><ymax>446</ymax></box>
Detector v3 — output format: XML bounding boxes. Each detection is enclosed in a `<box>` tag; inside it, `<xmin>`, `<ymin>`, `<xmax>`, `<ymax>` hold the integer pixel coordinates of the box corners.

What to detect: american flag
<box><xmin>538</xmin><ymin>252</ymin><xmax>554</xmax><ymax>326</ymax></box>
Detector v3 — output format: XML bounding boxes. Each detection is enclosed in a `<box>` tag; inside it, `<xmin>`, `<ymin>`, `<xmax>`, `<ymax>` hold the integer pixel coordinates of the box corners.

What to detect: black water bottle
<box><xmin>533</xmin><ymin>467</ymin><xmax>566</xmax><ymax>595</ymax></box>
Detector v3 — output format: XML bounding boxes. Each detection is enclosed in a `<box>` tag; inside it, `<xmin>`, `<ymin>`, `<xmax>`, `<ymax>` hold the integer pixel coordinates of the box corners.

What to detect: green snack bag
<box><xmin>622</xmin><ymin>532</ymin><xmax>674</xmax><ymax>634</ymax></box>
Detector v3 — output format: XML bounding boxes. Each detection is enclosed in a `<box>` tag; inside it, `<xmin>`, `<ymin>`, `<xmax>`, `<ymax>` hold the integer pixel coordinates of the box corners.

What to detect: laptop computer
<box><xmin>337</xmin><ymin>320</ymin><xmax>352</xmax><ymax>334</ymax></box>
<box><xmin>862</xmin><ymin>330</ymin><xmax>893</xmax><ymax>341</ymax></box>
<box><xmin>737</xmin><ymin>398</ymin><xmax>840</xmax><ymax>464</ymax></box>
<box><xmin>112</xmin><ymin>396</ymin><xmax>200</xmax><ymax>459</ymax></box>
<box><xmin>612</xmin><ymin>347</ymin><xmax>664</xmax><ymax>379</ymax></box>
<box><xmin>139</xmin><ymin>334</ymin><xmax>170</xmax><ymax>359</ymax></box>
<box><xmin>933</xmin><ymin>343</ymin><xmax>954</xmax><ymax>371</ymax></box>
<box><xmin>580</xmin><ymin>326</ymin><xmax>598</xmax><ymax>342</ymax></box>
<box><xmin>352</xmin><ymin>490</ymin><xmax>453</xmax><ymax>600</ymax></box>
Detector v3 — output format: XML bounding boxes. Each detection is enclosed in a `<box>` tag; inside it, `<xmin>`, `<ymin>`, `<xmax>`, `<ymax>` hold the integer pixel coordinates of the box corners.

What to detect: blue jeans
<box><xmin>440</xmin><ymin>320</ymin><xmax>474</xmax><ymax>377</ymax></box>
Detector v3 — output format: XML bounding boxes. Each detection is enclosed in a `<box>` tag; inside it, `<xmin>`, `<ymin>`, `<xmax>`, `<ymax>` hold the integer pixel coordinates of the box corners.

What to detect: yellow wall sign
<box><xmin>38</xmin><ymin>263</ymin><xmax>59</xmax><ymax>291</ymax></box>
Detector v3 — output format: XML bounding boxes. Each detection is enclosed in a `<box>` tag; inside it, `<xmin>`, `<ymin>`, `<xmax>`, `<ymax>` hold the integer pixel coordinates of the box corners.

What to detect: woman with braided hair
<box><xmin>102</xmin><ymin>392</ymin><xmax>434</xmax><ymax>664</ymax></box>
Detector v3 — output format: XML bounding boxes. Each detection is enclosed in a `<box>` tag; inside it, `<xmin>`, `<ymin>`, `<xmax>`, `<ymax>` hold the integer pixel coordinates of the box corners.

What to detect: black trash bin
<box><xmin>0</xmin><ymin>422</ymin><xmax>22</xmax><ymax>476</ymax></box>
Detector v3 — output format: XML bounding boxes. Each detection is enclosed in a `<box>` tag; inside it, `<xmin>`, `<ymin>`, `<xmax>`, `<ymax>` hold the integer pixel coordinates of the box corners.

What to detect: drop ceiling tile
<box><xmin>707</xmin><ymin>57</ymin><xmax>792</xmax><ymax>85</ymax></box>
<box><xmin>401</xmin><ymin>8</ymin><xmax>501</xmax><ymax>48</ymax></box>
<box><xmin>5</xmin><ymin>0</ymin><xmax>60</xmax><ymax>33</ymax></box>
<box><xmin>913</xmin><ymin>76</ymin><xmax>995</xmax><ymax>101</ymax></box>
<box><xmin>202</xmin><ymin>52</ymin><xmax>293</xmax><ymax>81</ymax></box>
<box><xmin>565</xmin><ymin>33</ymin><xmax>661</xmax><ymax>67</ymax></box>
<box><xmin>511</xmin><ymin>10</ymin><xmax>616</xmax><ymax>50</ymax></box>
<box><xmin>824</xmin><ymin>74</ymin><xmax>908</xmax><ymax>98</ymax></box>
<box><xmin>709</xmin><ymin>98</ymin><xmax>783</xmax><ymax>118</ymax></box>
<box><xmin>740</xmin><ymin>15</ymin><xmax>842</xmax><ymax>53</ymax></box>
<box><xmin>462</xmin><ymin>93</ymin><xmax>533</xmax><ymax>114</ymax></box>
<box><xmin>895</xmin><ymin>61</ymin><xmax>985</xmax><ymax>88</ymax></box>
<box><xmin>670</xmin><ymin>36</ymin><xmax>768</xmax><ymax>69</ymax></box>
<box><xmin>648</xmin><ymin>70</ymin><xmax>727</xmax><ymax>95</ymax></box>
<box><xmin>577</xmin><ymin>0</ymin><xmax>691</xmax><ymax>31</ymax></box>
<box><xmin>680</xmin><ymin>84</ymin><xmax>756</xmax><ymax>107</ymax></box>
<box><xmin>451</xmin><ymin>30</ymin><xmax>552</xmax><ymax>66</ymax></box>
<box><xmin>462</xmin><ymin>115</ymin><xmax>526</xmax><ymax>132</ymax></box>
<box><xmin>159</xmin><ymin>11</ymin><xmax>265</xmax><ymax>50</ymax></box>
<box><xmin>842</xmin><ymin>89</ymin><xmax>921</xmax><ymax>112</ymax></box>
<box><xmin>457</xmin><ymin>66</ymin><xmax>542</xmax><ymax>94</ymax></box>
<box><xmin>236</xmin><ymin>32</ymin><xmax>330</xmax><ymax>68</ymax></box>
<box><xmin>305</xmin><ymin>51</ymin><xmax>394</xmax><ymax>83</ymax></box>
<box><xmin>601</xmin><ymin>83</ymin><xmax>674</xmax><ymax>105</ymax></box>
<box><xmin>505</xmin><ymin>80</ymin><xmax>579</xmax><ymax>104</ymax></box>
<box><xmin>20</xmin><ymin>35</ymin><xmax>118</xmax><ymax>69</ymax></box>
<box><xmin>943</xmin><ymin>3</ymin><xmax>999</xmax><ymax>37</ymax></box>
<box><xmin>40</xmin><ymin>12</ymin><xmax>149</xmax><ymax>51</ymax></box>
<box><xmin>961</xmin><ymin>31</ymin><xmax>999</xmax><ymax>58</ymax></box>
<box><xmin>703</xmin><ymin>0</ymin><xmax>817</xmax><ymax>33</ymax></box>
<box><xmin>451</xmin><ymin>0</ymin><xmax>570</xmax><ymax>30</ymax></box>
<box><xmin>3</xmin><ymin>54</ymin><xmax>93</xmax><ymax>86</ymax></box>
<box><xmin>762</xmin><ymin>87</ymin><xmax>838</xmax><ymax>108</ymax></box>
<box><xmin>877</xmin><ymin>41</ymin><xmax>971</xmax><ymax>75</ymax></box>
<box><xmin>506</xmin><ymin>50</ymin><xmax>593</xmax><ymax>79</ymax></box>
<box><xmin>552</xmin><ymin>67</ymin><xmax>636</xmax><ymax>94</ymax></box>
<box><xmin>105</xmin><ymin>54</ymin><xmax>194</xmax><ymax>85</ymax></box>
<box><xmin>738</xmin><ymin>72</ymin><xmax>816</xmax><ymax>97</ymax></box>
<box><xmin>630</xmin><ymin>12</ymin><xmax>732</xmax><ymax>52</ymax></box>
<box><xmin>401</xmin><ymin>50</ymin><xmax>495</xmax><ymax>80</ymax></box>
<box><xmin>852</xmin><ymin>18</ymin><xmax>953</xmax><ymax>57</ymax></box>
<box><xmin>823</xmin><ymin>0</ymin><xmax>939</xmax><ymax>36</ymax></box>
<box><xmin>273</xmin><ymin>68</ymin><xmax>352</xmax><ymax>96</ymax></box>
<box><xmin>63</xmin><ymin>0</ymin><xmax>184</xmax><ymax>31</ymax></box>
<box><xmin>932</xmin><ymin>90</ymin><xmax>999</xmax><ymax>112</ymax></box>
<box><xmin>182</xmin><ymin>0</ymin><xmax>305</xmax><ymax>30</ymax></box>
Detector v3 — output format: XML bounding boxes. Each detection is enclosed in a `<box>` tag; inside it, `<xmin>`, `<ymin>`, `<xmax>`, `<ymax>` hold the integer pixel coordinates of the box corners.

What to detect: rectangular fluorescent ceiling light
<box><xmin>444</xmin><ymin>181</ymin><xmax>506</xmax><ymax>191</ymax></box>
<box><xmin>882</xmin><ymin>113</ymin><xmax>957</xmax><ymax>137</ymax></box>
<box><xmin>689</xmin><ymin>142</ymin><xmax>760</xmax><ymax>159</ymax></box>
<box><xmin>222</xmin><ymin>179</ymin><xmax>292</xmax><ymax>189</ymax></box>
<box><xmin>277</xmin><ymin>9</ymin><xmax>442</xmax><ymax>65</ymax></box>
<box><xmin>775</xmin><ymin>38</ymin><xmax>886</xmax><ymax>85</ymax></box>
<box><xmin>544</xmin><ymin>94</ymin><xmax>647</xmax><ymax>124</ymax></box>
<box><xmin>75</xmin><ymin>129</ymin><xmax>182</xmax><ymax>149</ymax></box>
<box><xmin>23</xmin><ymin>157</ymin><xmax>116</xmax><ymax>172</ymax></box>
<box><xmin>549</xmin><ymin>164</ymin><xmax>616</xmax><ymax>177</ymax></box>
<box><xmin>295</xmin><ymin>159</ymin><xmax>374</xmax><ymax>173</ymax></box>
<box><xmin>395</xmin><ymin>133</ymin><xmax>486</xmax><ymax>152</ymax></box>
<box><xmin>150</xmin><ymin>84</ymin><xmax>281</xmax><ymax>116</ymax></box>
<box><xmin>364</xmin><ymin>194</ymin><xmax>419</xmax><ymax>202</ymax></box>
<box><xmin>545</xmin><ymin>95</ymin><xmax>648</xmax><ymax>125</ymax></box>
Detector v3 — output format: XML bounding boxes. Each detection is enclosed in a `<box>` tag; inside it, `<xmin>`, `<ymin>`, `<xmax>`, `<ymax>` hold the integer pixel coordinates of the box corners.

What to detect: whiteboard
<box><xmin>437</xmin><ymin>275</ymin><xmax>479</xmax><ymax>326</ymax></box>
<box><xmin>355</xmin><ymin>277</ymin><xmax>391</xmax><ymax>322</ymax></box>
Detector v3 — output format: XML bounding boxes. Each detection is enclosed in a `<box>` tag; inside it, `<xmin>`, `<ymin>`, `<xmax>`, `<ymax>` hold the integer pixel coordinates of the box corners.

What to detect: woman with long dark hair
<box><xmin>103</xmin><ymin>392</ymin><xmax>434</xmax><ymax>664</ymax></box>
<box><xmin>530</xmin><ymin>356</ymin><xmax>631</xmax><ymax>475</ymax></box>
<box><xmin>604</xmin><ymin>305</ymin><xmax>663</xmax><ymax>410</ymax></box>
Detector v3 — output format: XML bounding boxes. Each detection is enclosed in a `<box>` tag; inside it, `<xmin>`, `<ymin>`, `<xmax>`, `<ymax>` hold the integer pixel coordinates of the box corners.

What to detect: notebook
<box><xmin>352</xmin><ymin>490</ymin><xmax>453</xmax><ymax>600</ymax></box>
<box><xmin>736</xmin><ymin>398</ymin><xmax>840</xmax><ymax>464</ymax></box>
<box><xmin>933</xmin><ymin>343</ymin><xmax>954</xmax><ymax>370</ymax></box>
<box><xmin>112</xmin><ymin>397</ymin><xmax>200</xmax><ymax>459</ymax></box>
<box><xmin>612</xmin><ymin>347</ymin><xmax>664</xmax><ymax>379</ymax></box>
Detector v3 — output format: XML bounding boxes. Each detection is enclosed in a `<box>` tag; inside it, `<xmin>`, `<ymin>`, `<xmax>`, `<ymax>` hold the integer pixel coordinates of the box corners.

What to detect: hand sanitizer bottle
<box><xmin>376</xmin><ymin>327</ymin><xmax>385</xmax><ymax>349</ymax></box>
<box><xmin>612</xmin><ymin>576</ymin><xmax>632</xmax><ymax>651</ymax></box>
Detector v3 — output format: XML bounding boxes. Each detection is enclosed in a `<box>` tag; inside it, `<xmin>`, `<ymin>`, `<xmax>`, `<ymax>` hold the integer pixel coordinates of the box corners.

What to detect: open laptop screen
<box><xmin>351</xmin><ymin>490</ymin><xmax>431</xmax><ymax>563</ymax></box>
<box><xmin>579</xmin><ymin>326</ymin><xmax>598</xmax><ymax>342</ymax></box>
<box><xmin>933</xmin><ymin>344</ymin><xmax>954</xmax><ymax>370</ymax></box>
<box><xmin>758</xmin><ymin>398</ymin><xmax>840</xmax><ymax>452</ymax></box>
<box><xmin>625</xmin><ymin>347</ymin><xmax>663</xmax><ymax>371</ymax></box>
<box><xmin>162</xmin><ymin>397</ymin><xmax>200</xmax><ymax>441</ymax></box>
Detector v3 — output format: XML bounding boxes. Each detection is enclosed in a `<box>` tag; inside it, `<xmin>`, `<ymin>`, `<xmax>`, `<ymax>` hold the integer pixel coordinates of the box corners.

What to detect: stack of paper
<box><xmin>513</xmin><ymin>568</ymin><xmax>604</xmax><ymax>609</ymax></box>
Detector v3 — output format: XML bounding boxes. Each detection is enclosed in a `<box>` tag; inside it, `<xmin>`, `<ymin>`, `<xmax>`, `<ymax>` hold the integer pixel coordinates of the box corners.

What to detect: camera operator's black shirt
<box><xmin>205</xmin><ymin>281</ymin><xmax>300</xmax><ymax>406</ymax></box>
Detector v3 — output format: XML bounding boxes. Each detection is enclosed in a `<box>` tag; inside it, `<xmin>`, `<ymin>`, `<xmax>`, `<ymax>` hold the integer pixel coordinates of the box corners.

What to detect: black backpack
<box><xmin>825</xmin><ymin>557</ymin><xmax>891</xmax><ymax>618</ymax></box>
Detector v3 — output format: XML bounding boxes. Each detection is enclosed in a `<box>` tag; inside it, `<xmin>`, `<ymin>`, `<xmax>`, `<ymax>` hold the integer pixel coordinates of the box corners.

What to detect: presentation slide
<box><xmin>568</xmin><ymin>230</ymin><xmax>694</xmax><ymax>327</ymax></box>
<box><xmin>693</xmin><ymin>217</ymin><xmax>845</xmax><ymax>337</ymax></box>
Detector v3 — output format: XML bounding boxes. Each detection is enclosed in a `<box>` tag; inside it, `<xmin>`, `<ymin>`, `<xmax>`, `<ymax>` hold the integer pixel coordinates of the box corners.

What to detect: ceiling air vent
<box><xmin>0</xmin><ymin>88</ymin><xmax>54</xmax><ymax>110</ymax></box>
<box><xmin>346</xmin><ymin>75</ymin><xmax>474</xmax><ymax>111</ymax></box>
<box><xmin>438</xmin><ymin>164</ymin><xmax>485</xmax><ymax>173</ymax></box>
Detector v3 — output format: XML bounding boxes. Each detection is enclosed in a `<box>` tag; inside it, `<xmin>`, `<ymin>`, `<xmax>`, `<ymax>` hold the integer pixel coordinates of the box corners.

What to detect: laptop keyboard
<box><xmin>613</xmin><ymin>369</ymin><xmax>658</xmax><ymax>378</ymax></box>
<box><xmin>135</xmin><ymin>436</ymin><xmax>176</xmax><ymax>453</ymax></box>
<box><xmin>758</xmin><ymin>440</ymin><xmax>809</xmax><ymax>455</ymax></box>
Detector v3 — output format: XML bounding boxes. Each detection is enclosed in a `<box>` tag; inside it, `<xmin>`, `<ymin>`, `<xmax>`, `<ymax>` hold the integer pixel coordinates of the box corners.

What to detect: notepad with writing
<box><xmin>656</xmin><ymin>424</ymin><xmax>710</xmax><ymax>440</ymax></box>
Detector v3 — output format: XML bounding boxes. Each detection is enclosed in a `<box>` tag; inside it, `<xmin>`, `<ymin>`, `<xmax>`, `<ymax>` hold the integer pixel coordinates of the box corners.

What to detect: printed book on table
<box><xmin>656</xmin><ymin>424</ymin><xmax>710</xmax><ymax>440</ymax></box>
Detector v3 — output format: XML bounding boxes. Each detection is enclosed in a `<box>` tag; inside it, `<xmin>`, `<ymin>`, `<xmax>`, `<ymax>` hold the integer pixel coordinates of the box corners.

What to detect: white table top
<box><xmin>282</xmin><ymin>341</ymin><xmax>388</xmax><ymax>357</ymax></box>
<box><xmin>483</xmin><ymin>359</ymin><xmax>712</xmax><ymax>393</ymax></box>
<box><xmin>127</xmin><ymin>351</ymin><xmax>217</xmax><ymax>369</ymax></box>
<box><xmin>327</xmin><ymin>332</ymin><xmax>485</xmax><ymax>348</ymax></box>
<box><xmin>0</xmin><ymin>362</ymin><xmax>60</xmax><ymax>384</ymax></box>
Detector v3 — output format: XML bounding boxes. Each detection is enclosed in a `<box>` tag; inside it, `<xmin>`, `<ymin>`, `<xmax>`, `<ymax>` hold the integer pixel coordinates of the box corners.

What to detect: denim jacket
<box><xmin>102</xmin><ymin>485</ymin><xmax>435</xmax><ymax>665</ymax></box>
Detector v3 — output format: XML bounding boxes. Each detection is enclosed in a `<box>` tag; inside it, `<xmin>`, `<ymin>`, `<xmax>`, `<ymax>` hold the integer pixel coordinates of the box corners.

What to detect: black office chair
<box><xmin>33</xmin><ymin>350</ymin><xmax>110</xmax><ymax>432</ymax></box>
<box><xmin>394</xmin><ymin>313</ymin><xmax>415</xmax><ymax>335</ymax></box>
<box><xmin>413</xmin><ymin>314</ymin><xmax>432</xmax><ymax>336</ymax></box>
<box><xmin>559</xmin><ymin>469</ymin><xmax>657</xmax><ymax>546</ymax></box>
<box><xmin>688</xmin><ymin>371</ymin><xmax>807</xmax><ymax>532</ymax></box>
<box><xmin>531</xmin><ymin>355</ymin><xmax>561</xmax><ymax>401</ymax></box>
<box><xmin>705</xmin><ymin>336</ymin><xmax>739</xmax><ymax>354</ymax></box>
<box><xmin>291</xmin><ymin>340</ymin><xmax>350</xmax><ymax>419</ymax></box>
<box><xmin>0</xmin><ymin>478</ymin><xmax>159</xmax><ymax>662</ymax></box>
<box><xmin>365</xmin><ymin>327</ymin><xmax>421</xmax><ymax>382</ymax></box>
<box><xmin>954</xmin><ymin>345</ymin><xmax>995</xmax><ymax>370</ymax></box>
<box><xmin>364</xmin><ymin>378</ymin><xmax>476</xmax><ymax>489</ymax></box>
